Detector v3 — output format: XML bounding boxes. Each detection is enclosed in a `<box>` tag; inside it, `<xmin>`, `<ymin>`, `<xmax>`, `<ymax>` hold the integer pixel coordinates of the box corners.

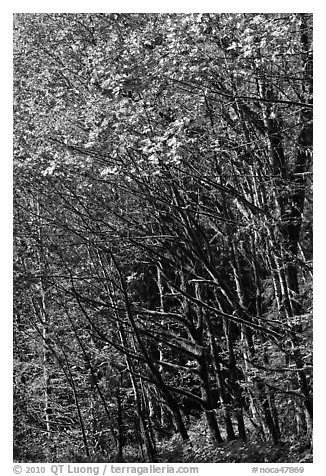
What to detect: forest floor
<box><xmin>121</xmin><ymin>421</ymin><xmax>313</xmax><ymax>464</ymax></box>
<box><xmin>153</xmin><ymin>437</ymin><xmax>313</xmax><ymax>463</ymax></box>
<box><xmin>118</xmin><ymin>438</ymin><xmax>313</xmax><ymax>464</ymax></box>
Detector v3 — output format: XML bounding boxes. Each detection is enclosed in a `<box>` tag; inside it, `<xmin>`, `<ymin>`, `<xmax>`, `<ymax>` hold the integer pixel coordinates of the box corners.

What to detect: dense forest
<box><xmin>13</xmin><ymin>13</ymin><xmax>313</xmax><ymax>463</ymax></box>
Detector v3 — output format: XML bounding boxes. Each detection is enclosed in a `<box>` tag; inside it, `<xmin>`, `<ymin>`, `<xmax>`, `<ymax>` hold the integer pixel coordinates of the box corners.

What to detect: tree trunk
<box><xmin>117</xmin><ymin>322</ymin><xmax>156</xmax><ymax>462</ymax></box>
<box><xmin>116</xmin><ymin>385</ymin><xmax>124</xmax><ymax>462</ymax></box>
<box><xmin>205</xmin><ymin>312</ymin><xmax>236</xmax><ymax>440</ymax></box>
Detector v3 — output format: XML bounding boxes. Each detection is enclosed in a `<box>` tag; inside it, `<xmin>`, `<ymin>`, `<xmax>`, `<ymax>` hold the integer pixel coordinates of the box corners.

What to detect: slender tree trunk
<box><xmin>140</xmin><ymin>380</ymin><xmax>157</xmax><ymax>454</ymax></box>
<box><xmin>116</xmin><ymin>384</ymin><xmax>124</xmax><ymax>462</ymax></box>
<box><xmin>223</xmin><ymin>319</ymin><xmax>247</xmax><ymax>441</ymax></box>
<box><xmin>204</xmin><ymin>309</ymin><xmax>236</xmax><ymax>440</ymax></box>
<box><xmin>117</xmin><ymin>321</ymin><xmax>156</xmax><ymax>462</ymax></box>
<box><xmin>59</xmin><ymin>344</ymin><xmax>91</xmax><ymax>459</ymax></box>
<box><xmin>197</xmin><ymin>353</ymin><xmax>223</xmax><ymax>444</ymax></box>
<box><xmin>183</xmin><ymin>277</ymin><xmax>223</xmax><ymax>444</ymax></box>
<box><xmin>156</xmin><ymin>265</ymin><xmax>170</xmax><ymax>430</ymax></box>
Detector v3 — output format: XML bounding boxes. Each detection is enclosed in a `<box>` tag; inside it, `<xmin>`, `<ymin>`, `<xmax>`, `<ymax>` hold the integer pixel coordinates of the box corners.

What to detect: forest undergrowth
<box><xmin>15</xmin><ymin>414</ymin><xmax>313</xmax><ymax>464</ymax></box>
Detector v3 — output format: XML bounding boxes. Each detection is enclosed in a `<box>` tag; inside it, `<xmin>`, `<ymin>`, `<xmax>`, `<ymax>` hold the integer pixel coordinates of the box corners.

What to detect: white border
<box><xmin>3</xmin><ymin>3</ymin><xmax>325</xmax><ymax>474</ymax></box>
<box><xmin>6</xmin><ymin>1</ymin><xmax>320</xmax><ymax>13</ymax></box>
